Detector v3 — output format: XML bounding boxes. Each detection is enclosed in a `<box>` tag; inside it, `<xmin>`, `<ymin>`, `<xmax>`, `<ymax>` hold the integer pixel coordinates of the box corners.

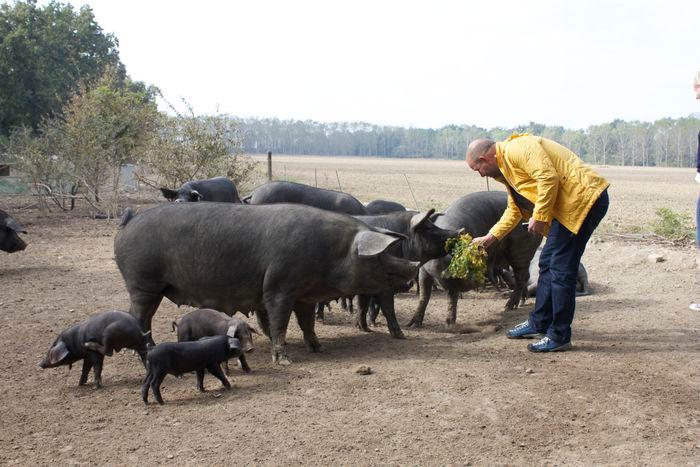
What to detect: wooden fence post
<box><xmin>267</xmin><ymin>151</ymin><xmax>273</xmax><ymax>181</ymax></box>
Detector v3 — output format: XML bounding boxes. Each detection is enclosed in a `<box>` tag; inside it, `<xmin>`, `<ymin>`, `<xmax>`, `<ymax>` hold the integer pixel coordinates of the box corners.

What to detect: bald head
<box><xmin>466</xmin><ymin>138</ymin><xmax>495</xmax><ymax>162</ymax></box>
<box><xmin>466</xmin><ymin>138</ymin><xmax>501</xmax><ymax>178</ymax></box>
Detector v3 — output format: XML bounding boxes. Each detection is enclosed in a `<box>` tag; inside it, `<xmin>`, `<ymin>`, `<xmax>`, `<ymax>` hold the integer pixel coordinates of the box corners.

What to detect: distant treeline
<box><xmin>235</xmin><ymin>116</ymin><xmax>700</xmax><ymax>167</ymax></box>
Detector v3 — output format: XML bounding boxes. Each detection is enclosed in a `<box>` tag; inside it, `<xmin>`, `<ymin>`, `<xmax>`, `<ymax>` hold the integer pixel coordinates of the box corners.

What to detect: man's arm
<box><xmin>472</xmin><ymin>194</ymin><xmax>521</xmax><ymax>247</ymax></box>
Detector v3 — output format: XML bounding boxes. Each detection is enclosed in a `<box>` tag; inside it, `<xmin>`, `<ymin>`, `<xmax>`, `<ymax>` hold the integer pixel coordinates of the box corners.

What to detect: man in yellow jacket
<box><xmin>467</xmin><ymin>134</ymin><xmax>609</xmax><ymax>352</ymax></box>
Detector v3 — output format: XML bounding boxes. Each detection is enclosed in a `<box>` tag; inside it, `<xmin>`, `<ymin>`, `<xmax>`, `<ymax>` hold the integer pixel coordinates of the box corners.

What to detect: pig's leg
<box><xmin>294</xmin><ymin>303</ymin><xmax>322</xmax><ymax>353</ymax></box>
<box><xmin>238</xmin><ymin>355</ymin><xmax>252</xmax><ymax>373</ymax></box>
<box><xmin>78</xmin><ymin>358</ymin><xmax>92</xmax><ymax>386</ymax></box>
<box><xmin>90</xmin><ymin>353</ymin><xmax>104</xmax><ymax>389</ymax></box>
<box><xmin>141</xmin><ymin>371</ymin><xmax>153</xmax><ymax>404</ymax></box>
<box><xmin>314</xmin><ymin>302</ymin><xmax>325</xmax><ymax>322</ymax></box>
<box><xmin>368</xmin><ymin>297</ymin><xmax>380</xmax><ymax>327</ymax></box>
<box><xmin>408</xmin><ymin>269</ymin><xmax>434</xmax><ymax>328</ymax></box>
<box><xmin>207</xmin><ymin>364</ymin><xmax>231</xmax><ymax>389</ymax></box>
<box><xmin>446</xmin><ymin>289</ymin><xmax>459</xmax><ymax>325</ymax></box>
<box><xmin>255</xmin><ymin>309</ymin><xmax>271</xmax><ymax>338</ymax></box>
<box><xmin>223</xmin><ymin>359</ymin><xmax>230</xmax><ymax>376</ymax></box>
<box><xmin>378</xmin><ymin>293</ymin><xmax>405</xmax><ymax>339</ymax></box>
<box><xmin>129</xmin><ymin>295</ymin><xmax>163</xmax><ymax>345</ymax></box>
<box><xmin>353</xmin><ymin>295</ymin><xmax>371</xmax><ymax>332</ymax></box>
<box><xmin>100</xmin><ymin>321</ymin><xmax>132</xmax><ymax>356</ymax></box>
<box><xmin>196</xmin><ymin>369</ymin><xmax>206</xmax><ymax>392</ymax></box>
<box><xmin>151</xmin><ymin>372</ymin><xmax>166</xmax><ymax>405</ymax></box>
<box><xmin>506</xmin><ymin>265</ymin><xmax>529</xmax><ymax>311</ymax></box>
<box><xmin>265</xmin><ymin>299</ymin><xmax>293</xmax><ymax>365</ymax></box>
<box><xmin>137</xmin><ymin>351</ymin><xmax>147</xmax><ymax>369</ymax></box>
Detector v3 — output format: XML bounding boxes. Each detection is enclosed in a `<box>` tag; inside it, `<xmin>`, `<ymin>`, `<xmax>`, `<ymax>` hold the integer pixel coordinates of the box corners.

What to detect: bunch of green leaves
<box><xmin>650</xmin><ymin>207</ymin><xmax>694</xmax><ymax>241</ymax></box>
<box><xmin>443</xmin><ymin>233</ymin><xmax>488</xmax><ymax>285</ymax></box>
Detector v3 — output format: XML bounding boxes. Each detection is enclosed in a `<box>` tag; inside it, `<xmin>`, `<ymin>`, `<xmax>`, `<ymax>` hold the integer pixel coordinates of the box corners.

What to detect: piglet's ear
<box><xmin>189</xmin><ymin>190</ymin><xmax>203</xmax><ymax>201</ymax></box>
<box><xmin>160</xmin><ymin>188</ymin><xmax>178</xmax><ymax>201</ymax></box>
<box><xmin>5</xmin><ymin>217</ymin><xmax>26</xmax><ymax>233</ymax></box>
<box><xmin>226</xmin><ymin>324</ymin><xmax>238</xmax><ymax>338</ymax></box>
<box><xmin>249</xmin><ymin>326</ymin><xmax>260</xmax><ymax>335</ymax></box>
<box><xmin>227</xmin><ymin>337</ymin><xmax>241</xmax><ymax>351</ymax></box>
<box><xmin>49</xmin><ymin>340</ymin><xmax>70</xmax><ymax>365</ymax></box>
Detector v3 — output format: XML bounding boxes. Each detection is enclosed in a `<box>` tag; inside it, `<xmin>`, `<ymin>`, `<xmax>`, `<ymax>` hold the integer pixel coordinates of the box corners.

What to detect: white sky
<box><xmin>55</xmin><ymin>0</ymin><xmax>700</xmax><ymax>129</ymax></box>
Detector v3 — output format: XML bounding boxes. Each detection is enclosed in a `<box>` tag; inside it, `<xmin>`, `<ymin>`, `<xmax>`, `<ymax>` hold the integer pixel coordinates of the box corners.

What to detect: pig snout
<box><xmin>5</xmin><ymin>235</ymin><xmax>26</xmax><ymax>253</ymax></box>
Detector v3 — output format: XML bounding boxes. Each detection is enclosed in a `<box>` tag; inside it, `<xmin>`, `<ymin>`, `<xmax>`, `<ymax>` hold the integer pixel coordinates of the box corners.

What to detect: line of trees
<box><xmin>235</xmin><ymin>116</ymin><xmax>700</xmax><ymax>168</ymax></box>
<box><xmin>1</xmin><ymin>1</ymin><xmax>254</xmax><ymax>216</ymax></box>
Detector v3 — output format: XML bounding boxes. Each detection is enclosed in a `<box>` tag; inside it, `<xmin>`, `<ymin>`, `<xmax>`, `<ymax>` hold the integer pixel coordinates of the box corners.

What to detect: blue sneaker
<box><xmin>506</xmin><ymin>320</ymin><xmax>540</xmax><ymax>339</ymax></box>
<box><xmin>527</xmin><ymin>336</ymin><xmax>572</xmax><ymax>353</ymax></box>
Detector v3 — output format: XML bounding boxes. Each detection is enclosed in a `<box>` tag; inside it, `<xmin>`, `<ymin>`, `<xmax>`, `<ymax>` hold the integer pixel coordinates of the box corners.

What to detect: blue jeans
<box><xmin>696</xmin><ymin>191</ymin><xmax>699</xmax><ymax>248</ymax></box>
<box><xmin>529</xmin><ymin>189</ymin><xmax>609</xmax><ymax>344</ymax></box>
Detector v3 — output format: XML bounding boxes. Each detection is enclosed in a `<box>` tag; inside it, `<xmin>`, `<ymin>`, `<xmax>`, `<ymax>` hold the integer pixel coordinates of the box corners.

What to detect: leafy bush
<box><xmin>650</xmin><ymin>207</ymin><xmax>694</xmax><ymax>240</ymax></box>
<box><xmin>138</xmin><ymin>99</ymin><xmax>257</xmax><ymax>191</ymax></box>
<box><xmin>443</xmin><ymin>234</ymin><xmax>488</xmax><ymax>286</ymax></box>
<box><xmin>2</xmin><ymin>124</ymin><xmax>74</xmax><ymax>213</ymax></box>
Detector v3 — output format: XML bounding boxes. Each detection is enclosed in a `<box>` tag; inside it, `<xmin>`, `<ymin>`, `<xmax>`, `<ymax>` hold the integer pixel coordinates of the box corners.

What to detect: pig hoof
<box><xmin>406</xmin><ymin>319</ymin><xmax>423</xmax><ymax>328</ymax></box>
<box><xmin>390</xmin><ymin>331</ymin><xmax>406</xmax><ymax>339</ymax></box>
<box><xmin>306</xmin><ymin>341</ymin><xmax>322</xmax><ymax>353</ymax></box>
<box><xmin>273</xmin><ymin>352</ymin><xmax>293</xmax><ymax>366</ymax></box>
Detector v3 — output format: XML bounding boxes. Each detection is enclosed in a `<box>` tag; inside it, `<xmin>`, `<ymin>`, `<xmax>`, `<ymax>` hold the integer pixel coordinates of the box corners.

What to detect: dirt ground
<box><xmin>1</xmin><ymin>159</ymin><xmax>699</xmax><ymax>465</ymax></box>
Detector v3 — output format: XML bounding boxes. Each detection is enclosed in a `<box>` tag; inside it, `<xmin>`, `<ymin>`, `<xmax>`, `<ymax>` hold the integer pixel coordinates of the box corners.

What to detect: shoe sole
<box><xmin>506</xmin><ymin>333</ymin><xmax>540</xmax><ymax>339</ymax></box>
<box><xmin>527</xmin><ymin>342</ymin><xmax>572</xmax><ymax>353</ymax></box>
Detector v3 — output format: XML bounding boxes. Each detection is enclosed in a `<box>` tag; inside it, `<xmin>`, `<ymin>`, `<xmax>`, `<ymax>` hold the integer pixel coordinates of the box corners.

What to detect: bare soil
<box><xmin>1</xmin><ymin>160</ymin><xmax>699</xmax><ymax>465</ymax></box>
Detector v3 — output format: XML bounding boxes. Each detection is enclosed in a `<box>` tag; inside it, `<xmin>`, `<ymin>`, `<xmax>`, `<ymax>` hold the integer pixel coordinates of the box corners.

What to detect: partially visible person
<box><xmin>690</xmin><ymin>71</ymin><xmax>700</xmax><ymax>312</ymax></box>
<box><xmin>466</xmin><ymin>134</ymin><xmax>609</xmax><ymax>352</ymax></box>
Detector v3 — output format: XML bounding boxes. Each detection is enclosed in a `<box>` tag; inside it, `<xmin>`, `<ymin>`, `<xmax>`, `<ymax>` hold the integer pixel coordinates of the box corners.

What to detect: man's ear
<box><xmin>160</xmin><ymin>188</ymin><xmax>178</xmax><ymax>201</ymax></box>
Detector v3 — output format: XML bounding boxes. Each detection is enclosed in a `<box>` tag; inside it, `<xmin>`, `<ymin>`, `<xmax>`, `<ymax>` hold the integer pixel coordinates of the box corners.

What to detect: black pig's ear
<box><xmin>355</xmin><ymin>231</ymin><xmax>400</xmax><ymax>257</ymax></box>
<box><xmin>189</xmin><ymin>190</ymin><xmax>203</xmax><ymax>201</ymax></box>
<box><xmin>410</xmin><ymin>209</ymin><xmax>436</xmax><ymax>231</ymax></box>
<box><xmin>49</xmin><ymin>340</ymin><xmax>70</xmax><ymax>365</ymax></box>
<box><xmin>4</xmin><ymin>217</ymin><xmax>26</xmax><ymax>233</ymax></box>
<box><xmin>227</xmin><ymin>337</ymin><xmax>241</xmax><ymax>350</ymax></box>
<box><xmin>160</xmin><ymin>188</ymin><xmax>178</xmax><ymax>201</ymax></box>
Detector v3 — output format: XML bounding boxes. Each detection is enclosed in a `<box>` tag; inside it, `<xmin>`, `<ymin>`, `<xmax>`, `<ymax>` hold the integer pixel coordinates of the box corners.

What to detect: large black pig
<box><xmin>243</xmin><ymin>181</ymin><xmax>368</xmax><ymax>214</ymax></box>
<box><xmin>114</xmin><ymin>203</ymin><xmax>420</xmax><ymax>365</ymax></box>
<box><xmin>364</xmin><ymin>199</ymin><xmax>407</xmax><ymax>214</ymax></box>
<box><xmin>407</xmin><ymin>191</ymin><xmax>542</xmax><ymax>328</ymax></box>
<box><xmin>0</xmin><ymin>209</ymin><xmax>27</xmax><ymax>253</ymax></box>
<box><xmin>352</xmin><ymin>209</ymin><xmax>461</xmax><ymax>338</ymax></box>
<box><xmin>160</xmin><ymin>176</ymin><xmax>241</xmax><ymax>203</ymax></box>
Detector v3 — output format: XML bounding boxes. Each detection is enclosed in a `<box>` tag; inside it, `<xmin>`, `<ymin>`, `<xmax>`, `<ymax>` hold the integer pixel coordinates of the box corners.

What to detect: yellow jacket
<box><xmin>489</xmin><ymin>134</ymin><xmax>610</xmax><ymax>239</ymax></box>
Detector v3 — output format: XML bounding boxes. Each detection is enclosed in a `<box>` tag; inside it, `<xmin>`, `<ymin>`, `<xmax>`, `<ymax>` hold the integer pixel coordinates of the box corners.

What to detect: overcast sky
<box><xmin>58</xmin><ymin>0</ymin><xmax>698</xmax><ymax>129</ymax></box>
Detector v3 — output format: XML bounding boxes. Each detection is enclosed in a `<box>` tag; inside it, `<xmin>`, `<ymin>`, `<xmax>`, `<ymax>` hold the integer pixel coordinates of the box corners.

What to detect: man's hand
<box><xmin>528</xmin><ymin>218</ymin><xmax>547</xmax><ymax>235</ymax></box>
<box><xmin>471</xmin><ymin>232</ymin><xmax>496</xmax><ymax>248</ymax></box>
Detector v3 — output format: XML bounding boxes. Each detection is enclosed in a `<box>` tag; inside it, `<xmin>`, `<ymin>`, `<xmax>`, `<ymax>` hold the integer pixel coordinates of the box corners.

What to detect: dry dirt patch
<box><xmin>1</xmin><ymin>161</ymin><xmax>698</xmax><ymax>465</ymax></box>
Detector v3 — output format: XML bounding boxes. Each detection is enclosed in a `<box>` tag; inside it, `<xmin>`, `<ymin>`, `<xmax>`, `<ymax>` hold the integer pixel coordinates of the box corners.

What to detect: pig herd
<box><xmin>4</xmin><ymin>176</ymin><xmax>550</xmax><ymax>405</ymax></box>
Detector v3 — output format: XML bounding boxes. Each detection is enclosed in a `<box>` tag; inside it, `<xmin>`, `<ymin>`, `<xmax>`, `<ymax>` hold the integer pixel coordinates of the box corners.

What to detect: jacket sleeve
<box><xmin>489</xmin><ymin>193</ymin><xmax>522</xmax><ymax>240</ymax></box>
<box><xmin>696</xmin><ymin>130</ymin><xmax>699</xmax><ymax>174</ymax></box>
<box><xmin>508</xmin><ymin>137</ymin><xmax>560</xmax><ymax>224</ymax></box>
